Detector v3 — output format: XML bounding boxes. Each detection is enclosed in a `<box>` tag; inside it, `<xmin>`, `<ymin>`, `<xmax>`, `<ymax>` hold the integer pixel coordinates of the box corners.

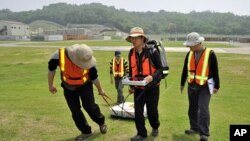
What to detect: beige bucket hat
<box><xmin>126</xmin><ymin>27</ymin><xmax>148</xmax><ymax>43</ymax></box>
<box><xmin>183</xmin><ymin>32</ymin><xmax>205</xmax><ymax>46</ymax></box>
<box><xmin>67</xmin><ymin>44</ymin><xmax>96</xmax><ymax>69</ymax></box>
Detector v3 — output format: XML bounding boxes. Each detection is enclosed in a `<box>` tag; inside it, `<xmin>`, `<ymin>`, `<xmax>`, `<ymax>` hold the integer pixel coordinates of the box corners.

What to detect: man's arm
<box><xmin>109</xmin><ymin>59</ymin><xmax>113</xmax><ymax>84</ymax></box>
<box><xmin>128</xmin><ymin>49</ymin><xmax>134</xmax><ymax>94</ymax></box>
<box><xmin>180</xmin><ymin>53</ymin><xmax>189</xmax><ymax>94</ymax></box>
<box><xmin>89</xmin><ymin>67</ymin><xmax>105</xmax><ymax>95</ymax></box>
<box><xmin>48</xmin><ymin>70</ymin><xmax>57</xmax><ymax>94</ymax></box>
<box><xmin>209</xmin><ymin>51</ymin><xmax>220</xmax><ymax>93</ymax></box>
<box><xmin>92</xmin><ymin>78</ymin><xmax>105</xmax><ymax>95</ymax></box>
<box><xmin>181</xmin><ymin>53</ymin><xmax>189</xmax><ymax>87</ymax></box>
<box><xmin>124</xmin><ymin>58</ymin><xmax>129</xmax><ymax>75</ymax></box>
<box><xmin>48</xmin><ymin>51</ymin><xmax>59</xmax><ymax>94</ymax></box>
<box><xmin>128</xmin><ymin>49</ymin><xmax>133</xmax><ymax>79</ymax></box>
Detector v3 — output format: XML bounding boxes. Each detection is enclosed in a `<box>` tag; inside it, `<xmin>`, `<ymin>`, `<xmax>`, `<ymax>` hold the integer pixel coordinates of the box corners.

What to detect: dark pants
<box><xmin>115</xmin><ymin>77</ymin><xmax>124</xmax><ymax>104</ymax></box>
<box><xmin>134</xmin><ymin>86</ymin><xmax>160</xmax><ymax>137</ymax></box>
<box><xmin>63</xmin><ymin>82</ymin><xmax>105</xmax><ymax>134</ymax></box>
<box><xmin>188</xmin><ymin>85</ymin><xmax>211</xmax><ymax>136</ymax></box>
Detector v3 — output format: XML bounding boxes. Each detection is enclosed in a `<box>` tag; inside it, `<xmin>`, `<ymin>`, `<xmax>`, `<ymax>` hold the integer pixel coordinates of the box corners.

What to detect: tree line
<box><xmin>1</xmin><ymin>3</ymin><xmax>250</xmax><ymax>35</ymax></box>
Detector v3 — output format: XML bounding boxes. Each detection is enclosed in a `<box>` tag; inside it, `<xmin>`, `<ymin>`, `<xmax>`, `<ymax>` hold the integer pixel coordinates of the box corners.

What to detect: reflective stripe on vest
<box><xmin>187</xmin><ymin>48</ymin><xmax>211</xmax><ymax>85</ymax></box>
<box><xmin>130</xmin><ymin>48</ymin><xmax>156</xmax><ymax>80</ymax></box>
<box><xmin>112</xmin><ymin>57</ymin><xmax>124</xmax><ymax>77</ymax></box>
<box><xmin>59</xmin><ymin>48</ymin><xmax>89</xmax><ymax>85</ymax></box>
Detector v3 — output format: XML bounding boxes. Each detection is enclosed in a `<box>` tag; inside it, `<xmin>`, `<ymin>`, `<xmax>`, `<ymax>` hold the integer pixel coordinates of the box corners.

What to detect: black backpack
<box><xmin>146</xmin><ymin>40</ymin><xmax>169</xmax><ymax>78</ymax></box>
<box><xmin>147</xmin><ymin>40</ymin><xmax>169</xmax><ymax>88</ymax></box>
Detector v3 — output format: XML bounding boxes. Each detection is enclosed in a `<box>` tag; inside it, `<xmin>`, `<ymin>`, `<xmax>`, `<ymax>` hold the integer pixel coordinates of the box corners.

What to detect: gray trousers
<box><xmin>188</xmin><ymin>85</ymin><xmax>211</xmax><ymax>136</ymax></box>
<box><xmin>115</xmin><ymin>77</ymin><xmax>124</xmax><ymax>104</ymax></box>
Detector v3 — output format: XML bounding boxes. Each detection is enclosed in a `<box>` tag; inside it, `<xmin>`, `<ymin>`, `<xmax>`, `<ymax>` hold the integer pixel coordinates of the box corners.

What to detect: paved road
<box><xmin>0</xmin><ymin>42</ymin><xmax>250</xmax><ymax>55</ymax></box>
<box><xmin>91</xmin><ymin>46</ymin><xmax>250</xmax><ymax>55</ymax></box>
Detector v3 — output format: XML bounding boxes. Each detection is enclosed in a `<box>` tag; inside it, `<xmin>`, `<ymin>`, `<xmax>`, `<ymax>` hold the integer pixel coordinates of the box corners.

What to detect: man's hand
<box><xmin>98</xmin><ymin>89</ymin><xmax>106</xmax><ymax>96</ymax></box>
<box><xmin>213</xmin><ymin>88</ymin><xmax>219</xmax><ymax>94</ymax></box>
<box><xmin>110</xmin><ymin>74</ymin><xmax>113</xmax><ymax>84</ymax></box>
<box><xmin>180</xmin><ymin>86</ymin><xmax>184</xmax><ymax>94</ymax></box>
<box><xmin>144</xmin><ymin>75</ymin><xmax>153</xmax><ymax>83</ymax></box>
<box><xmin>129</xmin><ymin>87</ymin><xmax>134</xmax><ymax>94</ymax></box>
<box><xmin>49</xmin><ymin>85</ymin><xmax>57</xmax><ymax>94</ymax></box>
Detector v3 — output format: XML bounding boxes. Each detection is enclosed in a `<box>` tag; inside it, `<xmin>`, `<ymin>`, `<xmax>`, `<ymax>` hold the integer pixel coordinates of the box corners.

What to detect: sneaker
<box><xmin>99</xmin><ymin>124</ymin><xmax>107</xmax><ymax>134</ymax></box>
<box><xmin>185</xmin><ymin>129</ymin><xmax>199</xmax><ymax>135</ymax></box>
<box><xmin>200</xmin><ymin>135</ymin><xmax>208</xmax><ymax>141</ymax></box>
<box><xmin>151</xmin><ymin>129</ymin><xmax>159</xmax><ymax>137</ymax></box>
<box><xmin>75</xmin><ymin>133</ymin><xmax>92</xmax><ymax>141</ymax></box>
<box><xmin>130</xmin><ymin>135</ymin><xmax>146</xmax><ymax>141</ymax></box>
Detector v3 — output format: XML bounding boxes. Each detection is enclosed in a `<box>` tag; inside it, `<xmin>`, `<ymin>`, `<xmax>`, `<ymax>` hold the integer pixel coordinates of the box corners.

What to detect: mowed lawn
<box><xmin>0</xmin><ymin>47</ymin><xmax>249</xmax><ymax>141</ymax></box>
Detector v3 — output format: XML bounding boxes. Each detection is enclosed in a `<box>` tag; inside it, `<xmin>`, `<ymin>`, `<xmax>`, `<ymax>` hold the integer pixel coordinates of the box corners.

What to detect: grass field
<box><xmin>0</xmin><ymin>46</ymin><xmax>249</xmax><ymax>141</ymax></box>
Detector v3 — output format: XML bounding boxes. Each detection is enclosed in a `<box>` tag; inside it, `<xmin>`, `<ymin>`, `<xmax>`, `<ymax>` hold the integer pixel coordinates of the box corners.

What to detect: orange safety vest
<box><xmin>187</xmin><ymin>48</ymin><xmax>211</xmax><ymax>85</ymax></box>
<box><xmin>59</xmin><ymin>48</ymin><xmax>89</xmax><ymax>85</ymax></box>
<box><xmin>112</xmin><ymin>57</ymin><xmax>124</xmax><ymax>77</ymax></box>
<box><xmin>130</xmin><ymin>48</ymin><xmax>156</xmax><ymax>81</ymax></box>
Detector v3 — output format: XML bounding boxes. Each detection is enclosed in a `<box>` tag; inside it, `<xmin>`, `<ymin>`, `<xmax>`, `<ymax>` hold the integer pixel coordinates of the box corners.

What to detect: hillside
<box><xmin>0</xmin><ymin>3</ymin><xmax>250</xmax><ymax>35</ymax></box>
<box><xmin>29</xmin><ymin>20</ymin><xmax>64</xmax><ymax>31</ymax></box>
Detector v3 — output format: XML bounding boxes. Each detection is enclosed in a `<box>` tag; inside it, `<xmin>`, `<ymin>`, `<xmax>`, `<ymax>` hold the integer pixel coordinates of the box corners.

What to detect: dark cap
<box><xmin>115</xmin><ymin>50</ymin><xmax>121</xmax><ymax>57</ymax></box>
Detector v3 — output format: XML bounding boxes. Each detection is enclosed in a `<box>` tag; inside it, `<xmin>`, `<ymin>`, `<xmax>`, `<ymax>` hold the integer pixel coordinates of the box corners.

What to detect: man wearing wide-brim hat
<box><xmin>126</xmin><ymin>27</ymin><xmax>149</xmax><ymax>43</ymax></box>
<box><xmin>180</xmin><ymin>32</ymin><xmax>220</xmax><ymax>141</ymax></box>
<box><xmin>126</xmin><ymin>27</ymin><xmax>164</xmax><ymax>141</ymax></box>
<box><xmin>48</xmin><ymin>44</ymin><xmax>107</xmax><ymax>140</ymax></box>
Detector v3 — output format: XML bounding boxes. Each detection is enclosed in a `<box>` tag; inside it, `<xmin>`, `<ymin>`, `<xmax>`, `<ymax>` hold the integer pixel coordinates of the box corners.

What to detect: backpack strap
<box><xmin>145</xmin><ymin>44</ymin><xmax>157</xmax><ymax>68</ymax></box>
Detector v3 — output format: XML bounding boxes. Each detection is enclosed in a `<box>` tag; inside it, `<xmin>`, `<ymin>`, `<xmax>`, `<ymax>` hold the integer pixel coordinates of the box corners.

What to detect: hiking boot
<box><xmin>75</xmin><ymin>133</ymin><xmax>92</xmax><ymax>141</ymax></box>
<box><xmin>99</xmin><ymin>124</ymin><xmax>107</xmax><ymax>134</ymax></box>
<box><xmin>151</xmin><ymin>128</ymin><xmax>159</xmax><ymax>137</ymax></box>
<box><xmin>185</xmin><ymin>129</ymin><xmax>199</xmax><ymax>135</ymax></box>
<box><xmin>200</xmin><ymin>135</ymin><xmax>208</xmax><ymax>141</ymax></box>
<box><xmin>130</xmin><ymin>135</ymin><xmax>146</xmax><ymax>141</ymax></box>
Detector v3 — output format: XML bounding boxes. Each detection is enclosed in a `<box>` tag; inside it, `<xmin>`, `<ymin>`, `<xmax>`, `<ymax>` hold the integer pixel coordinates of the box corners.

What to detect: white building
<box><xmin>0</xmin><ymin>20</ymin><xmax>30</xmax><ymax>40</ymax></box>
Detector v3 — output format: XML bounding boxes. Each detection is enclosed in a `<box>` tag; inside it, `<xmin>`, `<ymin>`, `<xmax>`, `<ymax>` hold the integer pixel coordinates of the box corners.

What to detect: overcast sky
<box><xmin>1</xmin><ymin>0</ymin><xmax>250</xmax><ymax>16</ymax></box>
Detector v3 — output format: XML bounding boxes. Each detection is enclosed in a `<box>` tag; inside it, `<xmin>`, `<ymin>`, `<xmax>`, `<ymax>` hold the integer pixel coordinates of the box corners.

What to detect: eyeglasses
<box><xmin>130</xmin><ymin>36</ymin><xmax>142</xmax><ymax>40</ymax></box>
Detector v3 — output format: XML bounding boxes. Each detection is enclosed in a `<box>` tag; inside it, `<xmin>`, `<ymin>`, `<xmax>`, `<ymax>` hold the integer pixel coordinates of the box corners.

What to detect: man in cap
<box><xmin>126</xmin><ymin>27</ymin><xmax>164</xmax><ymax>141</ymax></box>
<box><xmin>109</xmin><ymin>50</ymin><xmax>128</xmax><ymax>104</ymax></box>
<box><xmin>48</xmin><ymin>44</ymin><xmax>107</xmax><ymax>141</ymax></box>
<box><xmin>180</xmin><ymin>32</ymin><xmax>220</xmax><ymax>141</ymax></box>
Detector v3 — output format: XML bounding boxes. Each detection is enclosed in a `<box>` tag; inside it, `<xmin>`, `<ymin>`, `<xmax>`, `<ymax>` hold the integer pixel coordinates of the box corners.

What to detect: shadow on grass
<box><xmin>59</xmin><ymin>132</ymin><xmax>103</xmax><ymax>141</ymax></box>
<box><xmin>172</xmin><ymin>133</ymin><xmax>198</xmax><ymax>141</ymax></box>
<box><xmin>59</xmin><ymin>138</ymin><xmax>74</xmax><ymax>141</ymax></box>
<box><xmin>109</xmin><ymin>115</ymin><xmax>135</xmax><ymax>121</ymax></box>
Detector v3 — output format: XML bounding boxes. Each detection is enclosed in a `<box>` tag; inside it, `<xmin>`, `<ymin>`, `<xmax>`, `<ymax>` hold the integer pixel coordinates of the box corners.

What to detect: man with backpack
<box><xmin>126</xmin><ymin>27</ymin><xmax>168</xmax><ymax>141</ymax></box>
